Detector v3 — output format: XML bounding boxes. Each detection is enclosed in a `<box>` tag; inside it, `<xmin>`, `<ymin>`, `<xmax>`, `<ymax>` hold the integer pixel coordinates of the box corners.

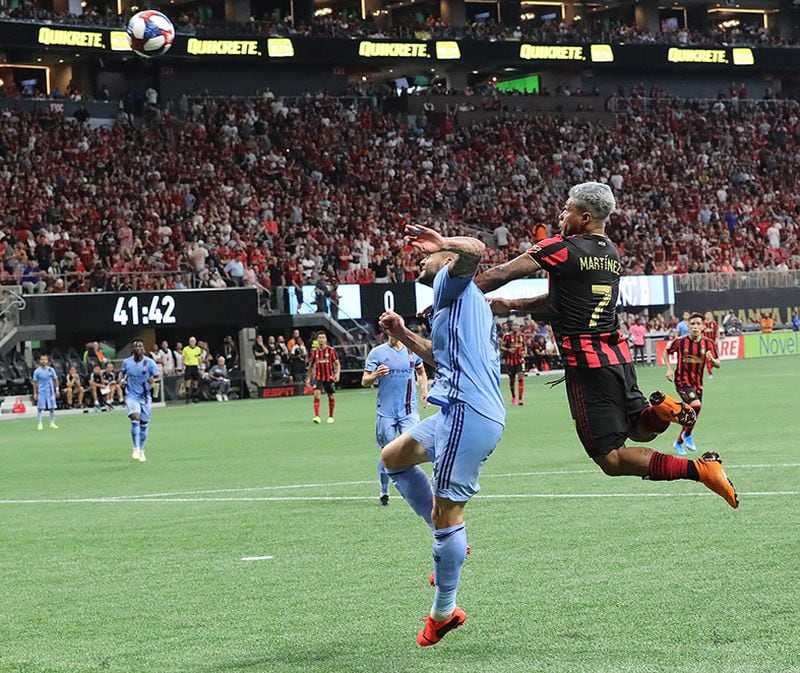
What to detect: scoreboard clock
<box><xmin>21</xmin><ymin>288</ymin><xmax>259</xmax><ymax>334</ymax></box>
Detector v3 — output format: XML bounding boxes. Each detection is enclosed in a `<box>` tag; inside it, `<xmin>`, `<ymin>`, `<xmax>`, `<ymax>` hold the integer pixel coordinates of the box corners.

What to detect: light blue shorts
<box><xmin>37</xmin><ymin>395</ymin><xmax>56</xmax><ymax>411</ymax></box>
<box><xmin>376</xmin><ymin>413</ymin><xmax>420</xmax><ymax>448</ymax></box>
<box><xmin>126</xmin><ymin>398</ymin><xmax>152</xmax><ymax>423</ymax></box>
<box><xmin>410</xmin><ymin>403</ymin><xmax>503</xmax><ymax>502</ymax></box>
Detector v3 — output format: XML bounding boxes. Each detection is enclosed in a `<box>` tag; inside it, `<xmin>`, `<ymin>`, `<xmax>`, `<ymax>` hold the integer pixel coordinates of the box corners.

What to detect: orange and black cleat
<box><xmin>649</xmin><ymin>391</ymin><xmax>697</xmax><ymax>426</ymax></box>
<box><xmin>417</xmin><ymin>607</ymin><xmax>467</xmax><ymax>647</ymax></box>
<box><xmin>695</xmin><ymin>452</ymin><xmax>739</xmax><ymax>509</ymax></box>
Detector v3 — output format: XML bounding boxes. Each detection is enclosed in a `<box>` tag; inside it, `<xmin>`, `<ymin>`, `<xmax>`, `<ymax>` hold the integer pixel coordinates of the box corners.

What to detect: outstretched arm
<box><xmin>379</xmin><ymin>311</ymin><xmax>435</xmax><ymax>368</ymax></box>
<box><xmin>475</xmin><ymin>253</ymin><xmax>542</xmax><ymax>293</ymax></box>
<box><xmin>405</xmin><ymin>225</ymin><xmax>486</xmax><ymax>278</ymax></box>
<box><xmin>489</xmin><ymin>294</ymin><xmax>550</xmax><ymax>317</ymax></box>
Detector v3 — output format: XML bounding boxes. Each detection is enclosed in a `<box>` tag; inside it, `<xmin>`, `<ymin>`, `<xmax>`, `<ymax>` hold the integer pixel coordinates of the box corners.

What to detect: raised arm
<box><xmin>405</xmin><ymin>225</ymin><xmax>486</xmax><ymax>278</ymax></box>
<box><xmin>379</xmin><ymin>311</ymin><xmax>435</xmax><ymax>368</ymax></box>
<box><xmin>475</xmin><ymin>253</ymin><xmax>542</xmax><ymax>293</ymax></box>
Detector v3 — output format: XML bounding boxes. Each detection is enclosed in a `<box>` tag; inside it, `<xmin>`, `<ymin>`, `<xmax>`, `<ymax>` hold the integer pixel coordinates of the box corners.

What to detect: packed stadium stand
<box><xmin>0</xmin><ymin>94</ymin><xmax>798</xmax><ymax>297</ymax></box>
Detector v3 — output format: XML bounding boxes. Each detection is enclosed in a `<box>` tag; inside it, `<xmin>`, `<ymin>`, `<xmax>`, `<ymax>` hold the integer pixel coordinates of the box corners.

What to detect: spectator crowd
<box><xmin>1</xmin><ymin>93</ymin><xmax>800</xmax><ymax>297</ymax></box>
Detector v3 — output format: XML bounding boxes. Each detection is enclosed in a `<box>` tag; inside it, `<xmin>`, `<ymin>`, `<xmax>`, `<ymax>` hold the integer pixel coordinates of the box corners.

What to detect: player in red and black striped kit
<box><xmin>663</xmin><ymin>313</ymin><xmax>720</xmax><ymax>455</ymax></box>
<box><xmin>477</xmin><ymin>182</ymin><xmax>737</xmax><ymax>507</ymax></box>
<box><xmin>307</xmin><ymin>331</ymin><xmax>341</xmax><ymax>424</ymax></box>
<box><xmin>501</xmin><ymin>323</ymin><xmax>527</xmax><ymax>406</ymax></box>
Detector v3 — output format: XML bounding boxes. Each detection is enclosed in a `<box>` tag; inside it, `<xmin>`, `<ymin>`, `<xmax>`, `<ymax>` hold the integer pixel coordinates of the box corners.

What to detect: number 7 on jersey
<box><xmin>589</xmin><ymin>284</ymin><xmax>612</xmax><ymax>328</ymax></box>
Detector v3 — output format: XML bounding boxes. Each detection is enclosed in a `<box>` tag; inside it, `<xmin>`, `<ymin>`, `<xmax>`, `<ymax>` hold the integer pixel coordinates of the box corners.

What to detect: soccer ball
<box><xmin>126</xmin><ymin>10</ymin><xmax>175</xmax><ymax>58</ymax></box>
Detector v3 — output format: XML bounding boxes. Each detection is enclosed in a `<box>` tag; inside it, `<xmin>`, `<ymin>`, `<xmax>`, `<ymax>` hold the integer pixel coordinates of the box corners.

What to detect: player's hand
<box><xmin>404</xmin><ymin>224</ymin><xmax>446</xmax><ymax>254</ymax></box>
<box><xmin>421</xmin><ymin>393</ymin><xmax>429</xmax><ymax>408</ymax></box>
<box><xmin>705</xmin><ymin>351</ymin><xmax>715</xmax><ymax>360</ymax></box>
<box><xmin>379</xmin><ymin>310</ymin><xmax>405</xmax><ymax>337</ymax></box>
<box><xmin>334</xmin><ymin>375</ymin><xmax>340</xmax><ymax>383</ymax></box>
<box><xmin>417</xmin><ymin>305</ymin><xmax>433</xmax><ymax>320</ymax></box>
<box><xmin>665</xmin><ymin>370</ymin><xmax>674</xmax><ymax>382</ymax></box>
<box><xmin>55</xmin><ymin>389</ymin><xmax>60</xmax><ymax>398</ymax></box>
<box><xmin>489</xmin><ymin>297</ymin><xmax>513</xmax><ymax>316</ymax></box>
<box><xmin>374</xmin><ymin>364</ymin><xmax>390</xmax><ymax>378</ymax></box>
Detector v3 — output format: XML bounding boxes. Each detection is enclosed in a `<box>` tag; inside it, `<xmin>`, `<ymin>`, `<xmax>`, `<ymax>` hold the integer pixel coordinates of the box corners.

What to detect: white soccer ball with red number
<box><xmin>126</xmin><ymin>10</ymin><xmax>175</xmax><ymax>58</ymax></box>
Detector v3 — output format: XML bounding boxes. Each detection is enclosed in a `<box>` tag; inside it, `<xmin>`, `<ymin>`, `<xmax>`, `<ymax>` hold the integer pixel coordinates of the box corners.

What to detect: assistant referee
<box><xmin>182</xmin><ymin>336</ymin><xmax>203</xmax><ymax>403</ymax></box>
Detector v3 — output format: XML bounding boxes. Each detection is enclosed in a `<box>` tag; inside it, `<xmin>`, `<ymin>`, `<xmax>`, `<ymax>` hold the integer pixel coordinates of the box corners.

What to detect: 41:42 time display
<box><xmin>112</xmin><ymin>294</ymin><xmax>177</xmax><ymax>326</ymax></box>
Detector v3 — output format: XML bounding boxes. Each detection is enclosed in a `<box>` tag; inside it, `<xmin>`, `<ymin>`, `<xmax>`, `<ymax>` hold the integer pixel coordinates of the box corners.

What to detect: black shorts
<box><xmin>314</xmin><ymin>380</ymin><xmax>335</xmax><ymax>395</ymax></box>
<box><xmin>564</xmin><ymin>363</ymin><xmax>648</xmax><ymax>457</ymax></box>
<box><xmin>676</xmin><ymin>386</ymin><xmax>702</xmax><ymax>404</ymax></box>
<box><xmin>185</xmin><ymin>365</ymin><xmax>199</xmax><ymax>381</ymax></box>
<box><xmin>506</xmin><ymin>363</ymin><xmax>523</xmax><ymax>377</ymax></box>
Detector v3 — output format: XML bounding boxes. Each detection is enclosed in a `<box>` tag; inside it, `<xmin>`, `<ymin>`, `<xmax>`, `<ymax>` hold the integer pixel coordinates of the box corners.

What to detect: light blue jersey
<box><xmin>122</xmin><ymin>356</ymin><xmax>159</xmax><ymax>404</ymax></box>
<box><xmin>428</xmin><ymin>266</ymin><xmax>506</xmax><ymax>426</ymax></box>
<box><xmin>33</xmin><ymin>366</ymin><xmax>58</xmax><ymax>410</ymax></box>
<box><xmin>365</xmin><ymin>343</ymin><xmax>423</xmax><ymax>419</ymax></box>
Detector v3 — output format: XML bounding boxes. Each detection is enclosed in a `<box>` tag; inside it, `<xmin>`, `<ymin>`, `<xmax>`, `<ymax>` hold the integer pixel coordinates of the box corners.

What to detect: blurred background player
<box><xmin>32</xmin><ymin>354</ymin><xmax>59</xmax><ymax>430</ymax></box>
<box><xmin>379</xmin><ymin>226</ymin><xmax>505</xmax><ymax>647</ymax></box>
<box><xmin>362</xmin><ymin>333</ymin><xmax>429</xmax><ymax>506</ymax></box>
<box><xmin>477</xmin><ymin>182</ymin><xmax>738</xmax><ymax>509</ymax></box>
<box><xmin>663</xmin><ymin>313</ymin><xmax>721</xmax><ymax>455</ymax></box>
<box><xmin>702</xmin><ymin>311</ymin><xmax>720</xmax><ymax>378</ymax></box>
<box><xmin>501</xmin><ymin>321</ymin><xmax>527</xmax><ymax>406</ymax></box>
<box><xmin>122</xmin><ymin>339</ymin><xmax>160</xmax><ymax>462</ymax></box>
<box><xmin>308</xmin><ymin>331</ymin><xmax>340</xmax><ymax>424</ymax></box>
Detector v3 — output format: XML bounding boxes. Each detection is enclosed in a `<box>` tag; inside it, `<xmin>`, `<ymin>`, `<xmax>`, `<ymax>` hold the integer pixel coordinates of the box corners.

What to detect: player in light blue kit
<box><xmin>121</xmin><ymin>339</ymin><xmax>160</xmax><ymax>463</ymax></box>
<box><xmin>379</xmin><ymin>225</ymin><xmax>505</xmax><ymax>647</ymax></box>
<box><xmin>32</xmin><ymin>354</ymin><xmax>60</xmax><ymax>430</ymax></box>
<box><xmin>361</xmin><ymin>334</ymin><xmax>429</xmax><ymax>507</ymax></box>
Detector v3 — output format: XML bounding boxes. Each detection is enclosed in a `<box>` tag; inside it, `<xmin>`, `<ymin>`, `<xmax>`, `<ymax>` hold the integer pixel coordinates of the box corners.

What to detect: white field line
<box><xmin>99</xmin><ymin>462</ymin><xmax>800</xmax><ymax>501</ymax></box>
<box><xmin>240</xmin><ymin>555</ymin><xmax>274</xmax><ymax>561</ymax></box>
<box><xmin>1</xmin><ymin>491</ymin><xmax>799</xmax><ymax>505</ymax></box>
<box><xmin>2</xmin><ymin>463</ymin><xmax>798</xmax><ymax>506</ymax></box>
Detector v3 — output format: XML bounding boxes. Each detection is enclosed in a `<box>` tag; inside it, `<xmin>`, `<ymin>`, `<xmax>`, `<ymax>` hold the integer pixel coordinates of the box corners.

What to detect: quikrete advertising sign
<box><xmin>0</xmin><ymin>20</ymin><xmax>781</xmax><ymax>69</ymax></box>
<box><xmin>186</xmin><ymin>38</ymin><xmax>262</xmax><ymax>56</ymax></box>
<box><xmin>37</xmin><ymin>26</ymin><xmax>105</xmax><ymax>48</ymax></box>
<box><xmin>666</xmin><ymin>47</ymin><xmax>755</xmax><ymax>66</ymax></box>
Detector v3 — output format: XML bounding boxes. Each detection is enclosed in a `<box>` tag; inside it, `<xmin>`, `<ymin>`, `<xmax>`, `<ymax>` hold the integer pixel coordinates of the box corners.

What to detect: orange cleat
<box><xmin>694</xmin><ymin>452</ymin><xmax>739</xmax><ymax>509</ymax></box>
<box><xmin>417</xmin><ymin>606</ymin><xmax>467</xmax><ymax>647</ymax></box>
<box><xmin>649</xmin><ymin>391</ymin><xmax>697</xmax><ymax>426</ymax></box>
<box><xmin>430</xmin><ymin>545</ymin><xmax>470</xmax><ymax>587</ymax></box>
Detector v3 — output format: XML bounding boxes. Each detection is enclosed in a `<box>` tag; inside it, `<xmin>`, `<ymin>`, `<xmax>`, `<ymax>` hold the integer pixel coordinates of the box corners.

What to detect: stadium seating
<box><xmin>0</xmin><ymin>95</ymin><xmax>798</xmax><ymax>297</ymax></box>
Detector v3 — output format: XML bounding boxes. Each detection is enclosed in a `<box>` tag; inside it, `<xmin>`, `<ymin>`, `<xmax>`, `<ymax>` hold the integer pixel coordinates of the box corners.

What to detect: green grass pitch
<box><xmin>1</xmin><ymin>357</ymin><xmax>799</xmax><ymax>673</ymax></box>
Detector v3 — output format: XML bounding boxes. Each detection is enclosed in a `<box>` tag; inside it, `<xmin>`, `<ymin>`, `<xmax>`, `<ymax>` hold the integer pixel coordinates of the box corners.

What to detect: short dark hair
<box><xmin>316</xmin><ymin>331</ymin><xmax>327</xmax><ymax>338</ymax></box>
<box><xmin>132</xmin><ymin>338</ymin><xmax>144</xmax><ymax>346</ymax></box>
<box><xmin>689</xmin><ymin>313</ymin><xmax>704</xmax><ymax>321</ymax></box>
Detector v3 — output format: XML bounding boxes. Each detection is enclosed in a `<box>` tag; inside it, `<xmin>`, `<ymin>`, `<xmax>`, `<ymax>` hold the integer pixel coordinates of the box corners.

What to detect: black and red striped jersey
<box><xmin>666</xmin><ymin>336</ymin><xmax>717</xmax><ymax>392</ymax></box>
<box><xmin>527</xmin><ymin>234</ymin><xmax>631</xmax><ymax>368</ymax></box>
<box><xmin>310</xmin><ymin>346</ymin><xmax>338</xmax><ymax>381</ymax></box>
<box><xmin>703</xmin><ymin>320</ymin><xmax>719</xmax><ymax>342</ymax></box>
<box><xmin>501</xmin><ymin>332</ymin><xmax>526</xmax><ymax>366</ymax></box>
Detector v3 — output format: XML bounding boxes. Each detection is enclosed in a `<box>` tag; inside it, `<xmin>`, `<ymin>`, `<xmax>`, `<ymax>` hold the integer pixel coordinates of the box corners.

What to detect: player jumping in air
<box><xmin>362</xmin><ymin>334</ymin><xmax>429</xmax><ymax>506</ymax></box>
<box><xmin>122</xmin><ymin>339</ymin><xmax>160</xmax><ymax>462</ymax></box>
<box><xmin>308</xmin><ymin>331</ymin><xmax>340</xmax><ymax>424</ymax></box>
<box><xmin>663</xmin><ymin>313</ymin><xmax>720</xmax><ymax>455</ymax></box>
<box><xmin>501</xmin><ymin>321</ymin><xmax>527</xmax><ymax>406</ymax></box>
<box><xmin>32</xmin><ymin>354</ymin><xmax>59</xmax><ymax>430</ymax></box>
<box><xmin>379</xmin><ymin>227</ymin><xmax>505</xmax><ymax>646</ymax></box>
<box><xmin>477</xmin><ymin>182</ymin><xmax>738</xmax><ymax>508</ymax></box>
